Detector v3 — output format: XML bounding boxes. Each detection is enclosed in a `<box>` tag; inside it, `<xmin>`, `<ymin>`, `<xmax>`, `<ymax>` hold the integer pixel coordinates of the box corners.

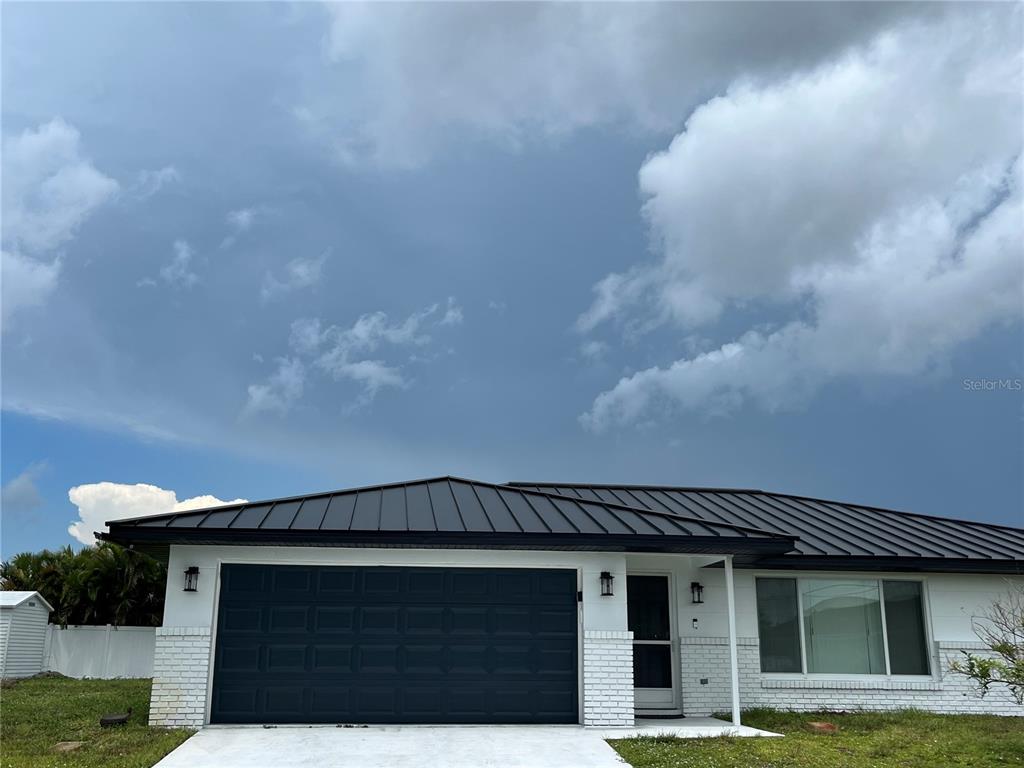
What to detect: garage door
<box><xmin>210</xmin><ymin>565</ymin><xmax>579</xmax><ymax>724</ymax></box>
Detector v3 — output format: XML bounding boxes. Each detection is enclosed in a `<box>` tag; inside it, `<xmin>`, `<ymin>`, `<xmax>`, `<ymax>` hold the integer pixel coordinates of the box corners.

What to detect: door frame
<box><xmin>627</xmin><ymin>570</ymin><xmax>681</xmax><ymax>711</ymax></box>
<box><xmin>204</xmin><ymin>559</ymin><xmax>584</xmax><ymax>725</ymax></box>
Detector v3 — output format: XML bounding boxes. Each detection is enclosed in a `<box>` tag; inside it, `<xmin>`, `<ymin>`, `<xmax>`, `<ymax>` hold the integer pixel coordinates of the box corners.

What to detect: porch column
<box><xmin>724</xmin><ymin>554</ymin><xmax>741</xmax><ymax>726</ymax></box>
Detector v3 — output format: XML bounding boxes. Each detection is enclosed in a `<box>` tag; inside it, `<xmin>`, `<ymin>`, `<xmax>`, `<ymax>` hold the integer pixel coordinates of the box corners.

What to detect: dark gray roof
<box><xmin>103</xmin><ymin>477</ymin><xmax>796</xmax><ymax>557</ymax></box>
<box><xmin>511</xmin><ymin>483</ymin><xmax>1024</xmax><ymax>572</ymax></box>
<box><xmin>102</xmin><ymin>476</ymin><xmax>1023</xmax><ymax>573</ymax></box>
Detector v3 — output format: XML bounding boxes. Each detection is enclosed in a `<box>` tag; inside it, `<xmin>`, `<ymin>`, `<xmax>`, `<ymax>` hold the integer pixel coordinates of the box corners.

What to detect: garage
<box><xmin>210</xmin><ymin>564</ymin><xmax>579</xmax><ymax>724</ymax></box>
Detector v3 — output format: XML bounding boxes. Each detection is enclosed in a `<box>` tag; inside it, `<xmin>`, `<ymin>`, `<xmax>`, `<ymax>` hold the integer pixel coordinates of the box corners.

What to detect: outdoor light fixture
<box><xmin>599</xmin><ymin>571</ymin><xmax>615</xmax><ymax>597</ymax></box>
<box><xmin>690</xmin><ymin>581</ymin><xmax>705</xmax><ymax>604</ymax></box>
<box><xmin>183</xmin><ymin>566</ymin><xmax>200</xmax><ymax>592</ymax></box>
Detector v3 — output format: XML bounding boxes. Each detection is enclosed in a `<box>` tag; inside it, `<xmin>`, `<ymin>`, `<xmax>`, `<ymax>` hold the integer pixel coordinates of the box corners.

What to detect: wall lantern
<box><xmin>599</xmin><ymin>571</ymin><xmax>615</xmax><ymax>597</ymax></box>
<box><xmin>690</xmin><ymin>581</ymin><xmax>705</xmax><ymax>604</ymax></box>
<box><xmin>183</xmin><ymin>566</ymin><xmax>200</xmax><ymax>592</ymax></box>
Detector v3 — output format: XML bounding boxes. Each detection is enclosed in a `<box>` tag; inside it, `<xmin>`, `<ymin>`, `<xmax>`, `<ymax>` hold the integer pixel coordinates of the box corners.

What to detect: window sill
<box><xmin>761</xmin><ymin>678</ymin><xmax>942</xmax><ymax>692</ymax></box>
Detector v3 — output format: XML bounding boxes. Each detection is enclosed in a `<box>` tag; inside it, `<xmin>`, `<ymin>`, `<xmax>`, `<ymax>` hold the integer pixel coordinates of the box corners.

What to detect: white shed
<box><xmin>0</xmin><ymin>591</ymin><xmax>53</xmax><ymax>679</ymax></box>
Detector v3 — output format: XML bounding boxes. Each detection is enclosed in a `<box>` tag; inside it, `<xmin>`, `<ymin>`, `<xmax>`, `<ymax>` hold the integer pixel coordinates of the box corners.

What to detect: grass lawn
<box><xmin>611</xmin><ymin>709</ymin><xmax>1024</xmax><ymax>768</ymax></box>
<box><xmin>0</xmin><ymin>676</ymin><xmax>193</xmax><ymax>768</ymax></box>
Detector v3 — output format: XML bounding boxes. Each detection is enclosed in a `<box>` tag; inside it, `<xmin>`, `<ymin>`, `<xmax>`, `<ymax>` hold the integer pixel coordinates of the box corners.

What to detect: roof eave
<box><xmin>745</xmin><ymin>554</ymin><xmax>1024</xmax><ymax>576</ymax></box>
<box><xmin>101</xmin><ymin>526</ymin><xmax>796</xmax><ymax>556</ymax></box>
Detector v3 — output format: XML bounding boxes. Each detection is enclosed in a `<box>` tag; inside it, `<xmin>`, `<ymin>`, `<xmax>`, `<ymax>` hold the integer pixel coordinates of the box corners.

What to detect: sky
<box><xmin>2</xmin><ymin>2</ymin><xmax>1022</xmax><ymax>558</ymax></box>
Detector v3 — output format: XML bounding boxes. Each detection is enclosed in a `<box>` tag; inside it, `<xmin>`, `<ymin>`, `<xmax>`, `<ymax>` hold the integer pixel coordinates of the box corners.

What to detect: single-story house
<box><xmin>0</xmin><ymin>590</ymin><xmax>53</xmax><ymax>679</ymax></box>
<box><xmin>101</xmin><ymin>476</ymin><xmax>1024</xmax><ymax>729</ymax></box>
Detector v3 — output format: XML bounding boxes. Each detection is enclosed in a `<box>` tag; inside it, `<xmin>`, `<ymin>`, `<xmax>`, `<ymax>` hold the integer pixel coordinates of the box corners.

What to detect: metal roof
<box><xmin>101</xmin><ymin>476</ymin><xmax>1023</xmax><ymax>573</ymax></box>
<box><xmin>511</xmin><ymin>483</ymin><xmax>1024</xmax><ymax>573</ymax></box>
<box><xmin>103</xmin><ymin>477</ymin><xmax>796</xmax><ymax>557</ymax></box>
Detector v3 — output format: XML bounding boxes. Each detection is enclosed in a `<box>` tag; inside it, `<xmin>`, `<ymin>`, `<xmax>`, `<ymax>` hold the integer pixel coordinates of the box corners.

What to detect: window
<box><xmin>755</xmin><ymin>577</ymin><xmax>930</xmax><ymax>676</ymax></box>
<box><xmin>755</xmin><ymin>578</ymin><xmax>802</xmax><ymax>672</ymax></box>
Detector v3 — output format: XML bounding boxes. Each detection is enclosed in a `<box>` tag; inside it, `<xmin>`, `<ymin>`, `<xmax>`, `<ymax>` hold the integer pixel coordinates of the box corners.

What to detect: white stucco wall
<box><xmin>163</xmin><ymin>545</ymin><xmax>628</xmax><ymax>631</ymax></box>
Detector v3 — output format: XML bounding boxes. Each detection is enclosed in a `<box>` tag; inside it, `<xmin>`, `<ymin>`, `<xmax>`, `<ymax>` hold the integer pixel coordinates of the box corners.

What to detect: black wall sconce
<box><xmin>690</xmin><ymin>581</ymin><xmax>705</xmax><ymax>604</ymax></box>
<box><xmin>599</xmin><ymin>571</ymin><xmax>615</xmax><ymax>597</ymax></box>
<box><xmin>183</xmin><ymin>566</ymin><xmax>200</xmax><ymax>592</ymax></box>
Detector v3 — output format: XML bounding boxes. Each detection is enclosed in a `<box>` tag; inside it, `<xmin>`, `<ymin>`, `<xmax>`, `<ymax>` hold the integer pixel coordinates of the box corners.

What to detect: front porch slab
<box><xmin>591</xmin><ymin>716</ymin><xmax>782</xmax><ymax>739</ymax></box>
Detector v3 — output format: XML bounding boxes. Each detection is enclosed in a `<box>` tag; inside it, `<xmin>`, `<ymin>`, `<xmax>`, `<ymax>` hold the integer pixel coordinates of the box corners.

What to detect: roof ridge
<box><xmin>507</xmin><ymin>482</ymin><xmax>1024</xmax><ymax>534</ymax></box>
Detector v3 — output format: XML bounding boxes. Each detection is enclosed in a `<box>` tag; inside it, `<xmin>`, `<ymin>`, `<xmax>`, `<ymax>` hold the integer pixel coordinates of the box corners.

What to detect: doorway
<box><xmin>627</xmin><ymin>574</ymin><xmax>677</xmax><ymax>711</ymax></box>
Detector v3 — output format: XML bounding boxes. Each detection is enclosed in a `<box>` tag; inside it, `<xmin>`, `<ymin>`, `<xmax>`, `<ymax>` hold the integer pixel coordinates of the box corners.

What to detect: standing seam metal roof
<box><xmin>108</xmin><ymin>477</ymin><xmax>794</xmax><ymax>546</ymax></box>
<box><xmin>511</xmin><ymin>483</ymin><xmax>1024</xmax><ymax>562</ymax></box>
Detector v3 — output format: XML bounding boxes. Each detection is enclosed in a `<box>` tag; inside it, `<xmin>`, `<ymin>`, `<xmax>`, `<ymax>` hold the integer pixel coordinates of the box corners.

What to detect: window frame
<box><xmin>754</xmin><ymin>572</ymin><xmax>935</xmax><ymax>679</ymax></box>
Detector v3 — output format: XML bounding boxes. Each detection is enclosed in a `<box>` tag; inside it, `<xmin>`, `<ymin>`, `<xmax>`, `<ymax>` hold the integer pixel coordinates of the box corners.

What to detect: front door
<box><xmin>628</xmin><ymin>574</ymin><xmax>676</xmax><ymax>710</ymax></box>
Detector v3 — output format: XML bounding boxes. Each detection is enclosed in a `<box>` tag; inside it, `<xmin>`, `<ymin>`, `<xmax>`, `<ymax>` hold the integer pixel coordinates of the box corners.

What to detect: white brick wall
<box><xmin>149</xmin><ymin>626</ymin><xmax>212</xmax><ymax>728</ymax></box>
<box><xmin>680</xmin><ymin>637</ymin><xmax>1022</xmax><ymax>717</ymax></box>
<box><xmin>582</xmin><ymin>629</ymin><xmax>634</xmax><ymax>726</ymax></box>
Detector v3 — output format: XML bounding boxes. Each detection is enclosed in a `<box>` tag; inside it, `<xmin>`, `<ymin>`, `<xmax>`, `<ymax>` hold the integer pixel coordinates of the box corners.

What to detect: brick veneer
<box><xmin>583</xmin><ymin>629</ymin><xmax>635</xmax><ymax>726</ymax></box>
<box><xmin>680</xmin><ymin>637</ymin><xmax>1021</xmax><ymax>717</ymax></box>
<box><xmin>149</xmin><ymin>626</ymin><xmax>212</xmax><ymax>728</ymax></box>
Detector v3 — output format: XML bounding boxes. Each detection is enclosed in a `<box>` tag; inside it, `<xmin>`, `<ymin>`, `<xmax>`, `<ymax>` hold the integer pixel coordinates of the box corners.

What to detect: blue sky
<box><xmin>2</xmin><ymin>2</ymin><xmax>1022</xmax><ymax>557</ymax></box>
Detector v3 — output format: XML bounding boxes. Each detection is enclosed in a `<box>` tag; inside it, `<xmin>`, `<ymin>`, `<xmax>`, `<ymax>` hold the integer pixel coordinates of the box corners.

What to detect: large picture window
<box><xmin>755</xmin><ymin>577</ymin><xmax>930</xmax><ymax>676</ymax></box>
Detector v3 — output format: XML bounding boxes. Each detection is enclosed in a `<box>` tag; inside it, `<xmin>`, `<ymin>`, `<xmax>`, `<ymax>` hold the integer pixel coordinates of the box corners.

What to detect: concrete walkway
<box><xmin>153</xmin><ymin>725</ymin><xmax>630</xmax><ymax>768</ymax></box>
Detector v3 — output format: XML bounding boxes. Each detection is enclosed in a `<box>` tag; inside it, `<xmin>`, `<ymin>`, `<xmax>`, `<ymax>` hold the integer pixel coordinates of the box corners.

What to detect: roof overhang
<box><xmin>743</xmin><ymin>555</ymin><xmax>1024</xmax><ymax>575</ymax></box>
<box><xmin>100</xmin><ymin>526</ymin><xmax>797</xmax><ymax>558</ymax></box>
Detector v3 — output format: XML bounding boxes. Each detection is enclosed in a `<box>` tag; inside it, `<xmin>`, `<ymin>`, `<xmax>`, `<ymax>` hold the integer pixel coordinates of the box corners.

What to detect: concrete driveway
<box><xmin>154</xmin><ymin>725</ymin><xmax>629</xmax><ymax>768</ymax></box>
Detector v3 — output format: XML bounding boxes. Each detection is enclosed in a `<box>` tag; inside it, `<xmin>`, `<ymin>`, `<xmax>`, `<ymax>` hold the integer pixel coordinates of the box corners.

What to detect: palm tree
<box><xmin>0</xmin><ymin>543</ymin><xmax>166</xmax><ymax>626</ymax></box>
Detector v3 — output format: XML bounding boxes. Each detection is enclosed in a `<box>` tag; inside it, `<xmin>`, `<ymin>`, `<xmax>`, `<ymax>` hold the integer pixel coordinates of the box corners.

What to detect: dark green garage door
<box><xmin>210</xmin><ymin>565</ymin><xmax>579</xmax><ymax>724</ymax></box>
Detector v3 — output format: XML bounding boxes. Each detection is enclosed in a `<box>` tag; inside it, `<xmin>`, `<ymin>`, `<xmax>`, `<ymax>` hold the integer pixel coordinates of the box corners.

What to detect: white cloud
<box><xmin>312</xmin><ymin>3</ymin><xmax>930</xmax><ymax>166</ymax></box>
<box><xmin>581</xmin><ymin>9</ymin><xmax>1023</xmax><ymax>430</ymax></box>
<box><xmin>1</xmin><ymin>119</ymin><xmax>117</xmax><ymax>327</ymax></box>
<box><xmin>582</xmin><ymin>8</ymin><xmax>1023</xmax><ymax>430</ymax></box>
<box><xmin>246</xmin><ymin>300</ymin><xmax>463</xmax><ymax>414</ymax></box>
<box><xmin>2</xmin><ymin>250</ymin><xmax>61</xmax><ymax>326</ymax></box>
<box><xmin>2</xmin><ymin>118</ymin><xmax>119</xmax><ymax>254</ymax></box>
<box><xmin>440</xmin><ymin>296</ymin><xmax>463</xmax><ymax>326</ymax></box>
<box><xmin>158</xmin><ymin>239</ymin><xmax>198</xmax><ymax>288</ymax></box>
<box><xmin>67</xmin><ymin>481</ymin><xmax>246</xmax><ymax>545</ymax></box>
<box><xmin>1</xmin><ymin>461</ymin><xmax>48</xmax><ymax>517</ymax></box>
<box><xmin>132</xmin><ymin>166</ymin><xmax>180</xmax><ymax>200</ymax></box>
<box><xmin>221</xmin><ymin>207</ymin><xmax>262</xmax><ymax>249</ymax></box>
<box><xmin>244</xmin><ymin>357</ymin><xmax>305</xmax><ymax>415</ymax></box>
<box><xmin>261</xmin><ymin>250</ymin><xmax>328</xmax><ymax>301</ymax></box>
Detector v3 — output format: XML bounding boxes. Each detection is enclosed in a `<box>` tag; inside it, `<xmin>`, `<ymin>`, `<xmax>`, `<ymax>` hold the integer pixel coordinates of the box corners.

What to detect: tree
<box><xmin>0</xmin><ymin>542</ymin><xmax>166</xmax><ymax>627</ymax></box>
<box><xmin>950</xmin><ymin>582</ymin><xmax>1024</xmax><ymax>705</ymax></box>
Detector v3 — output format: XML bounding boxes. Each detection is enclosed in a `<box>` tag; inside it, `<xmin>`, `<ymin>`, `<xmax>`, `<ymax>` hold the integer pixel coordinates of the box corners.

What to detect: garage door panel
<box><xmin>271</xmin><ymin>568</ymin><xmax>312</xmax><ymax>594</ymax></box>
<box><xmin>312</xmin><ymin>644</ymin><xmax>353</xmax><ymax>671</ymax></box>
<box><xmin>317</xmin><ymin>569</ymin><xmax>355</xmax><ymax>593</ymax></box>
<box><xmin>314</xmin><ymin>606</ymin><xmax>354</xmax><ymax>632</ymax></box>
<box><xmin>268</xmin><ymin>606</ymin><xmax>308</xmax><ymax>632</ymax></box>
<box><xmin>211</xmin><ymin>565</ymin><xmax>578</xmax><ymax>724</ymax></box>
<box><xmin>265</xmin><ymin>687</ymin><xmax>305</xmax><ymax>715</ymax></box>
<box><xmin>405</xmin><ymin>606</ymin><xmax>444</xmax><ymax>633</ymax></box>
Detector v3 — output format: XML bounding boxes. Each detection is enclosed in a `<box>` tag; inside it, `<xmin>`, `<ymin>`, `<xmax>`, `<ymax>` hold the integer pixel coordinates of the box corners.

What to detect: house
<box><xmin>0</xmin><ymin>591</ymin><xmax>53</xmax><ymax>679</ymax></box>
<box><xmin>101</xmin><ymin>476</ymin><xmax>1024</xmax><ymax>729</ymax></box>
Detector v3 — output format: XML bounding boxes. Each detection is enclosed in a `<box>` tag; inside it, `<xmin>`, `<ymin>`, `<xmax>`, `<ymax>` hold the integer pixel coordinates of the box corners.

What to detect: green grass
<box><xmin>610</xmin><ymin>708</ymin><xmax>1024</xmax><ymax>768</ymax></box>
<box><xmin>0</xmin><ymin>676</ymin><xmax>193</xmax><ymax>768</ymax></box>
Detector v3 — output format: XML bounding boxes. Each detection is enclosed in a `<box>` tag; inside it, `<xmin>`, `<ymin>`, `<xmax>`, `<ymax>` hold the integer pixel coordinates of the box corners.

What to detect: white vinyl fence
<box><xmin>44</xmin><ymin>625</ymin><xmax>155</xmax><ymax>679</ymax></box>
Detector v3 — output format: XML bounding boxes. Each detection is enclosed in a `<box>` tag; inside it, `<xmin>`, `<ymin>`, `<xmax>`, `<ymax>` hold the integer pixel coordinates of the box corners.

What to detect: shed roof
<box><xmin>0</xmin><ymin>591</ymin><xmax>54</xmax><ymax>611</ymax></box>
<box><xmin>103</xmin><ymin>476</ymin><xmax>796</xmax><ymax>557</ymax></box>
